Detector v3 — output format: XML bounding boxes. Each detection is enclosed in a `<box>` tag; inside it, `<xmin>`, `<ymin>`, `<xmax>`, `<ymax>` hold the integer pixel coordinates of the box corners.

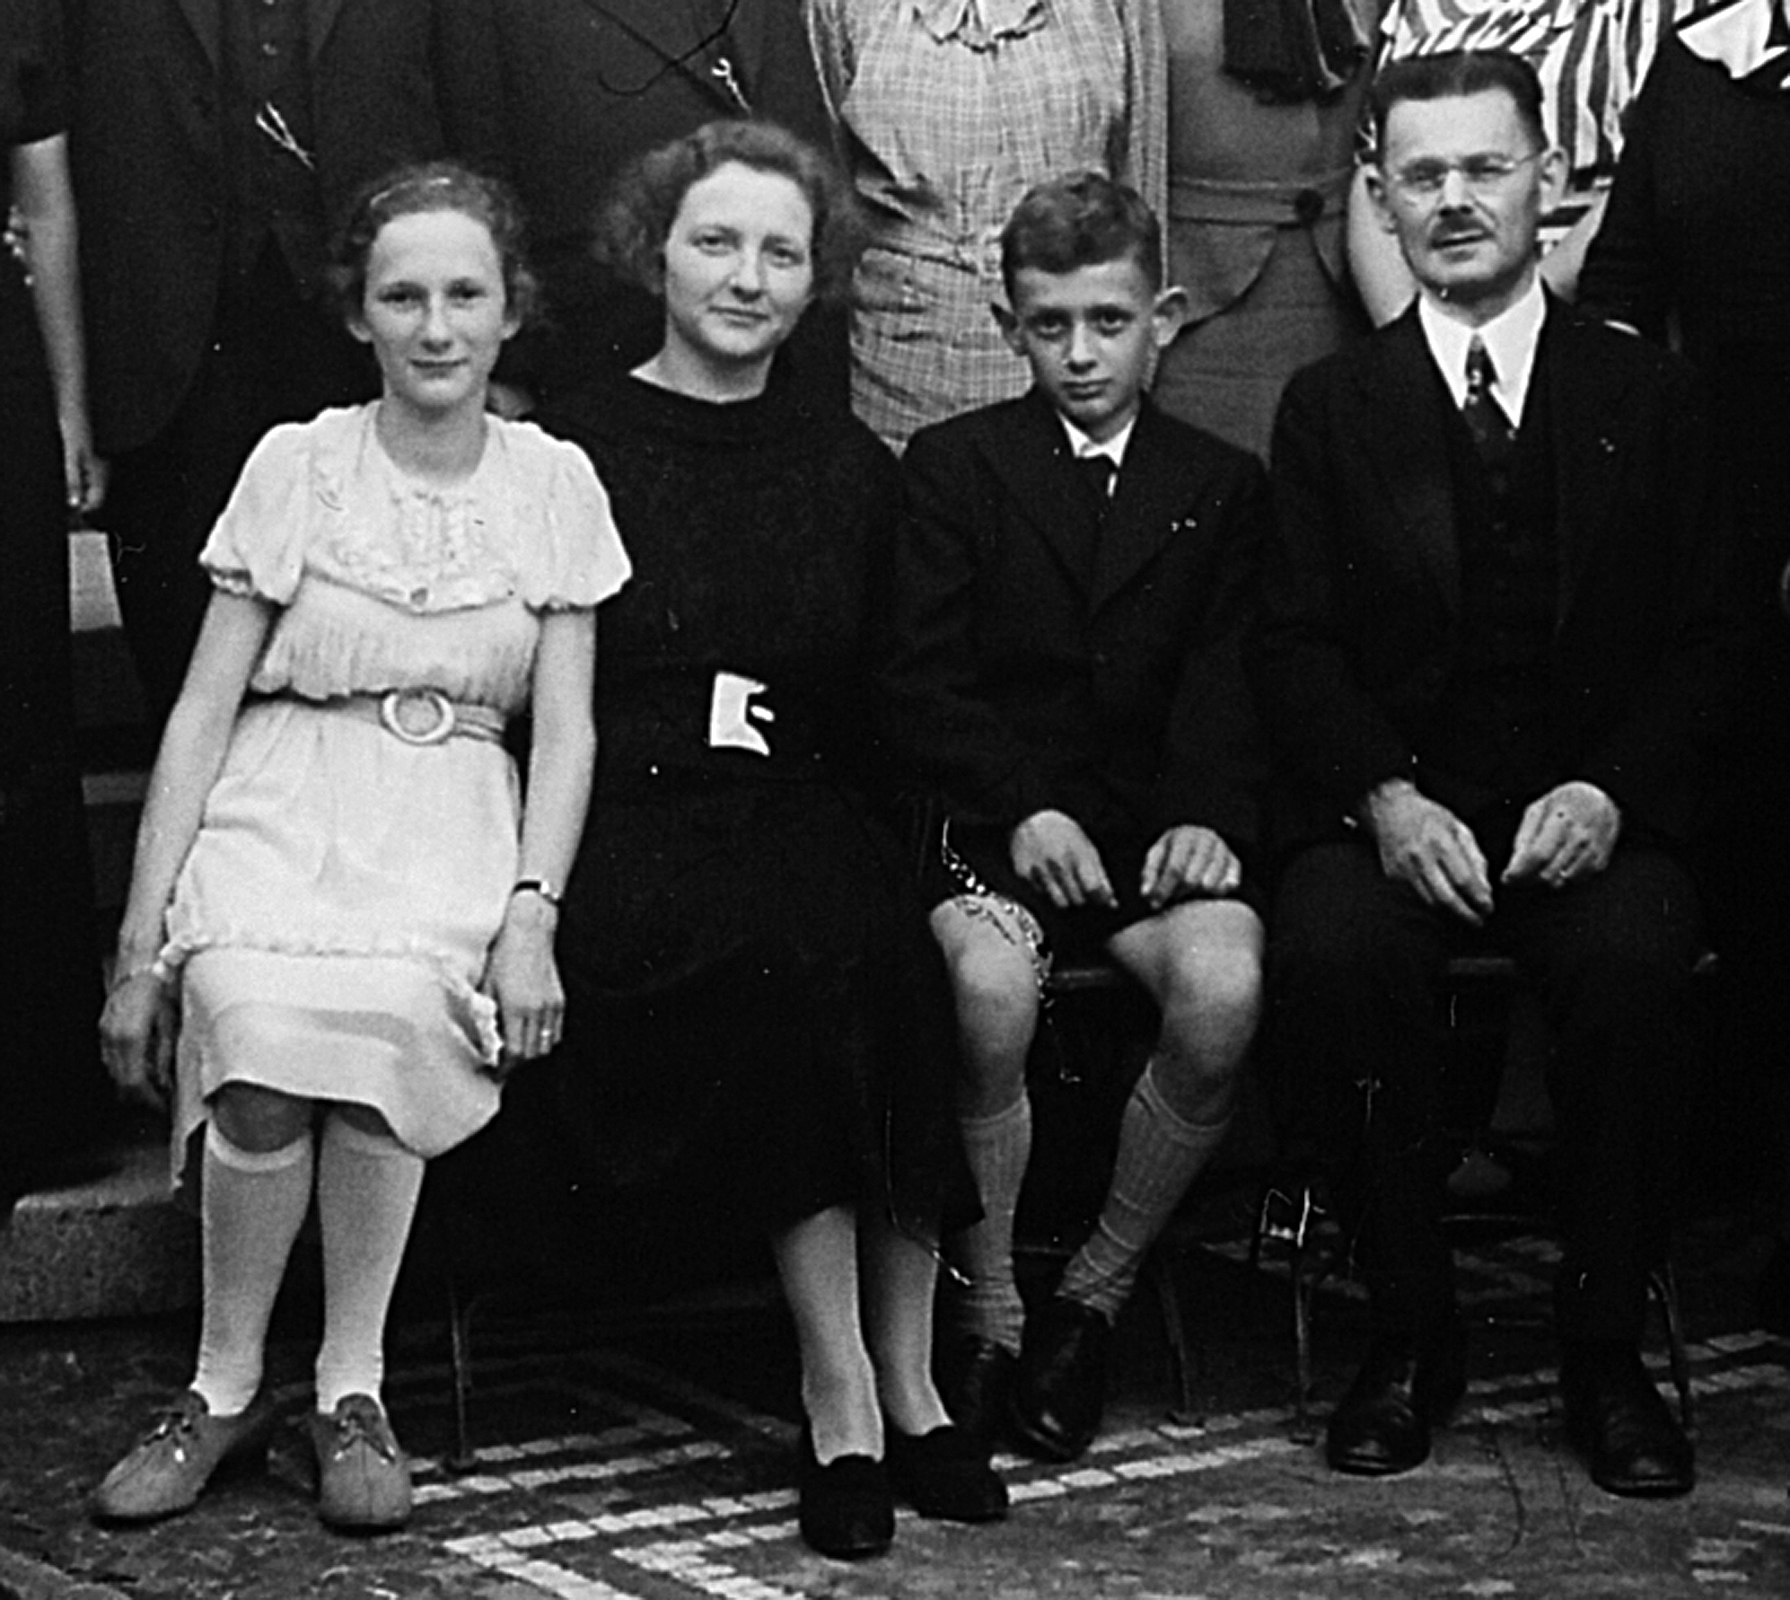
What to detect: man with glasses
<box><xmin>1251</xmin><ymin>49</ymin><xmax>1739</xmax><ymax>1497</ymax></box>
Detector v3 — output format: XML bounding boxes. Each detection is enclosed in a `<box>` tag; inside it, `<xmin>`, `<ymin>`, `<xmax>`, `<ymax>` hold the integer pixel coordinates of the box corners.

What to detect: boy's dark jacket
<box><xmin>884</xmin><ymin>387</ymin><xmax>1268</xmax><ymax>855</ymax></box>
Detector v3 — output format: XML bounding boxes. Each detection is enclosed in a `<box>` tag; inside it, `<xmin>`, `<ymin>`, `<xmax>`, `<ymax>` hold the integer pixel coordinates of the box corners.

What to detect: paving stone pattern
<box><xmin>2</xmin><ymin>1218</ymin><xmax>1787</xmax><ymax>1600</ymax></box>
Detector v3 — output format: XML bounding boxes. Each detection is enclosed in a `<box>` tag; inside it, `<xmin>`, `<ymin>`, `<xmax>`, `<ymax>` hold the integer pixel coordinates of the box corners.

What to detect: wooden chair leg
<box><xmin>1649</xmin><ymin>1261</ymin><xmax>1695</xmax><ymax>1433</ymax></box>
<box><xmin>1148</xmin><ymin>1249</ymin><xmax>1204</xmax><ymax>1426</ymax></box>
<box><xmin>1291</xmin><ymin>1244</ymin><xmax>1321</xmax><ymax>1444</ymax></box>
<box><xmin>446</xmin><ymin>1272</ymin><xmax>479</xmax><ymax>1474</ymax></box>
<box><xmin>1257</xmin><ymin>1174</ymin><xmax>1328</xmax><ymax>1442</ymax></box>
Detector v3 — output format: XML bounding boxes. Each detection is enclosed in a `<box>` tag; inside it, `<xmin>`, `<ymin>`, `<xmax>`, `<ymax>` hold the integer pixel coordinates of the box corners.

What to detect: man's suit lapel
<box><xmin>1090</xmin><ymin>402</ymin><xmax>1188</xmax><ymax>612</ymax></box>
<box><xmin>177</xmin><ymin>0</ymin><xmax>220</xmax><ymax>71</ymax></box>
<box><xmin>988</xmin><ymin>392</ymin><xmax>1104</xmax><ymax>594</ymax></box>
<box><xmin>1544</xmin><ymin>307</ymin><xmax>1632</xmax><ymax>631</ymax></box>
<box><xmin>309</xmin><ymin>0</ymin><xmax>350</xmax><ymax>60</ymax></box>
<box><xmin>1354</xmin><ymin>308</ymin><xmax>1461</xmax><ymax>616</ymax></box>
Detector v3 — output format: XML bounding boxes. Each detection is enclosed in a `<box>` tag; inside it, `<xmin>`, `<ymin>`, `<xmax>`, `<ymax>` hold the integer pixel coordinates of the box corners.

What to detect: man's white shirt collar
<box><xmin>1418</xmin><ymin>277</ymin><xmax>1548</xmax><ymax>428</ymax></box>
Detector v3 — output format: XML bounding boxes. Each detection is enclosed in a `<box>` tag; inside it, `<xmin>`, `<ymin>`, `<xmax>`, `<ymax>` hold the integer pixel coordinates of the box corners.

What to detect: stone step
<box><xmin>0</xmin><ymin>1133</ymin><xmax>198</xmax><ymax>1324</ymax></box>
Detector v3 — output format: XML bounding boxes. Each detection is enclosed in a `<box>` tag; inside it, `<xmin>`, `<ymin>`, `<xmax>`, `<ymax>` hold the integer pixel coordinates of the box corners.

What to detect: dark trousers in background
<box><xmin>1267</xmin><ymin>835</ymin><xmax>1705</xmax><ymax>1346</ymax></box>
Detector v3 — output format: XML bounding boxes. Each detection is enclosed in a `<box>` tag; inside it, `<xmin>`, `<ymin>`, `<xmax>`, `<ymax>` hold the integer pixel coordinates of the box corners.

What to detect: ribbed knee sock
<box><xmin>950</xmin><ymin>1096</ymin><xmax>1032</xmax><ymax>1353</ymax></box>
<box><xmin>1060</xmin><ymin>1061</ymin><xmax>1231</xmax><ymax>1323</ymax></box>
<box><xmin>192</xmin><ymin>1122</ymin><xmax>315</xmax><ymax>1417</ymax></box>
<box><xmin>313</xmin><ymin>1114</ymin><xmax>425</xmax><ymax>1414</ymax></box>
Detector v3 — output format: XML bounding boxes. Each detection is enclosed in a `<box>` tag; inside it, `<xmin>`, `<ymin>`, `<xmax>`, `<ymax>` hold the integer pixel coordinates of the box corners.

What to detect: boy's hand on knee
<box><xmin>1141</xmin><ymin>825</ymin><xmax>1241</xmax><ymax>908</ymax></box>
<box><xmin>1011</xmin><ymin>810</ymin><xmax>1117</xmax><ymax>909</ymax></box>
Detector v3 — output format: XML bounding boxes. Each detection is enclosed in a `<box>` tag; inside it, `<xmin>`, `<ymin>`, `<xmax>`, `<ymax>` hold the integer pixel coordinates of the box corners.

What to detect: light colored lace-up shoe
<box><xmin>308</xmin><ymin>1393</ymin><xmax>412</xmax><ymax>1531</ymax></box>
<box><xmin>91</xmin><ymin>1390</ymin><xmax>276</xmax><ymax>1523</ymax></box>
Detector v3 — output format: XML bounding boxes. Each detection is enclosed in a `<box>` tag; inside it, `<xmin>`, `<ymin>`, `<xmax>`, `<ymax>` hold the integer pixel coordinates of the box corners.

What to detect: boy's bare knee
<box><xmin>1165</xmin><ymin>939</ymin><xmax>1262</xmax><ymax>1023</ymax></box>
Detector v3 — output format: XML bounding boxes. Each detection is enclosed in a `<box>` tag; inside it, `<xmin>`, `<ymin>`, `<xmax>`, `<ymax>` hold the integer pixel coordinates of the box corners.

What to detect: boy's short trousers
<box><xmin>921</xmin><ymin>817</ymin><xmax>1263</xmax><ymax>968</ymax></box>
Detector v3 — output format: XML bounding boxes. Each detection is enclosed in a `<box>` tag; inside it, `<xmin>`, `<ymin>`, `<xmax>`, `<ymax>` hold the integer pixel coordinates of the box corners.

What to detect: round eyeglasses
<box><xmin>1387</xmin><ymin>151</ymin><xmax>1543</xmax><ymax>200</ymax></box>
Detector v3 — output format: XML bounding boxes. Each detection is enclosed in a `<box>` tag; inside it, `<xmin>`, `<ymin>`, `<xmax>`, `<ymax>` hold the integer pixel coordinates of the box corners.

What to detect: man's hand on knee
<box><xmin>1362</xmin><ymin>778</ymin><xmax>1493</xmax><ymax>925</ymax></box>
<box><xmin>1140</xmin><ymin>825</ymin><xmax>1241</xmax><ymax>909</ymax></box>
<box><xmin>1503</xmin><ymin>781</ymin><xmax>1622</xmax><ymax>888</ymax></box>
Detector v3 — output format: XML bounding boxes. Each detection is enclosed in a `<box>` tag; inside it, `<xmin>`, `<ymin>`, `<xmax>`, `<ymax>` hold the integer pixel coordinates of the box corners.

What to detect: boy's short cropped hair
<box><xmin>999</xmin><ymin>171</ymin><xmax>1163</xmax><ymax>302</ymax></box>
<box><xmin>1368</xmin><ymin>49</ymin><xmax>1548</xmax><ymax>159</ymax></box>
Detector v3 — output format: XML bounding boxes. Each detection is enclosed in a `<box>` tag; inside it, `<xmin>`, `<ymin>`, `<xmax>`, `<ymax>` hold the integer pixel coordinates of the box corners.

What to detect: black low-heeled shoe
<box><xmin>796</xmin><ymin>1427</ymin><xmax>894</xmax><ymax>1560</ymax></box>
<box><xmin>885</xmin><ymin>1423</ymin><xmax>1008</xmax><ymax>1522</ymax></box>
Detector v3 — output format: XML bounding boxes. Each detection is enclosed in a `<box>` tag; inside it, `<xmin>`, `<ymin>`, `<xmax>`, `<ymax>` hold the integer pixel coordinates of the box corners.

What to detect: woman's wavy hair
<box><xmin>328</xmin><ymin>161</ymin><xmax>541</xmax><ymax>328</ymax></box>
<box><xmin>596</xmin><ymin>119</ymin><xmax>862</xmax><ymax>306</ymax></box>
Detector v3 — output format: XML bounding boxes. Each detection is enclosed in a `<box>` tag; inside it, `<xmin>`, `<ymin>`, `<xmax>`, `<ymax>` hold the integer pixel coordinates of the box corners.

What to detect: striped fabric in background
<box><xmin>1381</xmin><ymin>0</ymin><xmax>1704</xmax><ymax>178</ymax></box>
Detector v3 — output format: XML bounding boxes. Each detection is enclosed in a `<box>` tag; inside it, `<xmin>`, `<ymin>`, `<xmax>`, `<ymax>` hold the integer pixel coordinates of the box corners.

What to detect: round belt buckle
<box><xmin>379</xmin><ymin>688</ymin><xmax>456</xmax><ymax>745</ymax></box>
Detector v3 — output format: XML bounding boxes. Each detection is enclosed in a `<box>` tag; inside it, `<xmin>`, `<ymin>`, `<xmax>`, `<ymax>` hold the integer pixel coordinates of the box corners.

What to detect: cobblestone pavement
<box><xmin>2</xmin><ymin>1208</ymin><xmax>1787</xmax><ymax>1600</ymax></box>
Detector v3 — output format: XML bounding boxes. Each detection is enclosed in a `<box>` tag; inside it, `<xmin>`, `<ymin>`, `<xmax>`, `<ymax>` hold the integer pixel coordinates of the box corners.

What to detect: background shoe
<box><xmin>796</xmin><ymin>1426</ymin><xmax>893</xmax><ymax>1560</ymax></box>
<box><xmin>308</xmin><ymin>1394</ymin><xmax>412</xmax><ymax>1531</ymax></box>
<box><xmin>935</xmin><ymin>1335</ymin><xmax>1017</xmax><ymax>1451</ymax></box>
<box><xmin>91</xmin><ymin>1390</ymin><xmax>275</xmax><ymax>1523</ymax></box>
<box><xmin>1009</xmin><ymin>1297</ymin><xmax>1112</xmax><ymax>1463</ymax></box>
<box><xmin>1560</xmin><ymin>1342</ymin><xmax>1694</xmax><ymax>1498</ymax></box>
<box><xmin>1324</xmin><ymin>1326</ymin><xmax>1468</xmax><ymax>1477</ymax></box>
<box><xmin>885</xmin><ymin>1423</ymin><xmax>1008</xmax><ymax>1522</ymax></box>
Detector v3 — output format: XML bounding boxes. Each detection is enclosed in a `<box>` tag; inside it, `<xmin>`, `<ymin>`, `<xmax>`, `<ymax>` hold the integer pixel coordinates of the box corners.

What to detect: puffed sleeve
<box><xmin>197</xmin><ymin>420</ymin><xmax>321</xmax><ymax>606</ymax></box>
<box><xmin>514</xmin><ymin>425</ymin><xmax>632</xmax><ymax>611</ymax></box>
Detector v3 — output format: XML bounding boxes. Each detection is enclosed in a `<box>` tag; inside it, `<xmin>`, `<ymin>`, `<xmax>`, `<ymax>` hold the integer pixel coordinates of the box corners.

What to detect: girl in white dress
<box><xmin>91</xmin><ymin>163</ymin><xmax>630</xmax><ymax>1533</ymax></box>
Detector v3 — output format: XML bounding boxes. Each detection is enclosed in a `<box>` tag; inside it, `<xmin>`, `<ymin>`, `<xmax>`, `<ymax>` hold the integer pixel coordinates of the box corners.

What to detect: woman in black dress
<box><xmin>540</xmin><ymin>120</ymin><xmax>1004</xmax><ymax>1560</ymax></box>
<box><xmin>1</xmin><ymin>0</ymin><xmax>110</xmax><ymax>1206</ymax></box>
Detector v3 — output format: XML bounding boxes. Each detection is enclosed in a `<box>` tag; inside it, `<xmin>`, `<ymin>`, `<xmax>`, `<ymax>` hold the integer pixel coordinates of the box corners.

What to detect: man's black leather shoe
<box><xmin>1559</xmin><ymin>1341</ymin><xmax>1694</xmax><ymax>1498</ymax></box>
<box><xmin>1324</xmin><ymin>1325</ymin><xmax>1468</xmax><ymax>1476</ymax></box>
<box><xmin>935</xmin><ymin>1335</ymin><xmax>1017</xmax><ymax>1451</ymax></box>
<box><xmin>1009</xmin><ymin>1297</ymin><xmax>1112</xmax><ymax>1463</ymax></box>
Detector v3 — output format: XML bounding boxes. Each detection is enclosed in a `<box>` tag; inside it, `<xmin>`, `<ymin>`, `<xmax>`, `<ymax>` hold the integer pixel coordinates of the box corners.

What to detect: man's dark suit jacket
<box><xmin>886</xmin><ymin>389</ymin><xmax>1268</xmax><ymax>856</ymax></box>
<box><xmin>1250</xmin><ymin>299</ymin><xmax>1742</xmax><ymax>860</ymax></box>
<box><xmin>65</xmin><ymin>0</ymin><xmax>470</xmax><ymax>455</ymax></box>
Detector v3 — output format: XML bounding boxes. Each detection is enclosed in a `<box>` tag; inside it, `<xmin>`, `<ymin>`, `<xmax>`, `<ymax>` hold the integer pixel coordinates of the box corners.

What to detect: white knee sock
<box><xmin>313</xmin><ymin>1114</ymin><xmax>425</xmax><ymax>1414</ymax></box>
<box><xmin>1060</xmin><ymin>1060</ymin><xmax>1232</xmax><ymax>1323</ymax></box>
<box><xmin>951</xmin><ymin>1096</ymin><xmax>1032</xmax><ymax>1353</ymax></box>
<box><xmin>192</xmin><ymin>1122</ymin><xmax>315</xmax><ymax>1417</ymax></box>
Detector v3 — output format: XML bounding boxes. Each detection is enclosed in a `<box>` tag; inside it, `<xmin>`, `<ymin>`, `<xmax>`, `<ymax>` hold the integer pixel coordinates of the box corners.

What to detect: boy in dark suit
<box><xmin>885</xmin><ymin>172</ymin><xmax>1269</xmax><ymax>1463</ymax></box>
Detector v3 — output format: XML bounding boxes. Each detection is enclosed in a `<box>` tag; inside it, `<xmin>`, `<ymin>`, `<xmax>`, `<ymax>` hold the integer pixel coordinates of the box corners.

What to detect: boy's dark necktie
<box><xmin>1077</xmin><ymin>453</ymin><xmax>1118</xmax><ymax>514</ymax></box>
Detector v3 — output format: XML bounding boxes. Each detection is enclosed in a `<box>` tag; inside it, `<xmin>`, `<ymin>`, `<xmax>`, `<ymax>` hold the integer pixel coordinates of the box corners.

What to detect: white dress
<box><xmin>162</xmin><ymin>405</ymin><xmax>631</xmax><ymax>1184</ymax></box>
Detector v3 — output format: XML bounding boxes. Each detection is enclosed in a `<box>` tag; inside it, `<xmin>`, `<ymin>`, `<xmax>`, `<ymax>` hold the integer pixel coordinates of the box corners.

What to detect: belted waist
<box><xmin>256</xmin><ymin>689</ymin><xmax>506</xmax><ymax>746</ymax></box>
<box><xmin>1168</xmin><ymin>167</ymin><xmax>1352</xmax><ymax>227</ymax></box>
<box><xmin>862</xmin><ymin>220</ymin><xmax>1005</xmax><ymax>276</ymax></box>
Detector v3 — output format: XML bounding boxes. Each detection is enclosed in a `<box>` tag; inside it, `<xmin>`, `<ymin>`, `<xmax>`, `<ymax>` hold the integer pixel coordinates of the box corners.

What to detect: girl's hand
<box><xmin>483</xmin><ymin>897</ymin><xmax>565</xmax><ymax>1072</ymax></box>
<box><xmin>99</xmin><ymin>968</ymin><xmax>177</xmax><ymax>1109</ymax></box>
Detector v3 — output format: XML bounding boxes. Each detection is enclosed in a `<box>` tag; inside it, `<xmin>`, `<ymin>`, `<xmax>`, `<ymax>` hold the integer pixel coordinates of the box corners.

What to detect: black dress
<box><xmin>501</xmin><ymin>367</ymin><xmax>966</xmax><ymax>1253</ymax></box>
<box><xmin>0</xmin><ymin>0</ymin><xmax>109</xmax><ymax>1201</ymax></box>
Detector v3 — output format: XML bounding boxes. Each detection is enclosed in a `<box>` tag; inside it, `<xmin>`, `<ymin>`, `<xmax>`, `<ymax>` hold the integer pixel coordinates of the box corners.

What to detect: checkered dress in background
<box><xmin>806</xmin><ymin>0</ymin><xmax>1166</xmax><ymax>450</ymax></box>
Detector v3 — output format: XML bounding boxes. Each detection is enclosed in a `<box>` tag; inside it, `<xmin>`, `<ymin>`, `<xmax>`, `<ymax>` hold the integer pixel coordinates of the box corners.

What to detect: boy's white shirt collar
<box><xmin>1058</xmin><ymin>412</ymin><xmax>1137</xmax><ymax>469</ymax></box>
<box><xmin>1418</xmin><ymin>275</ymin><xmax>1548</xmax><ymax>427</ymax></box>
